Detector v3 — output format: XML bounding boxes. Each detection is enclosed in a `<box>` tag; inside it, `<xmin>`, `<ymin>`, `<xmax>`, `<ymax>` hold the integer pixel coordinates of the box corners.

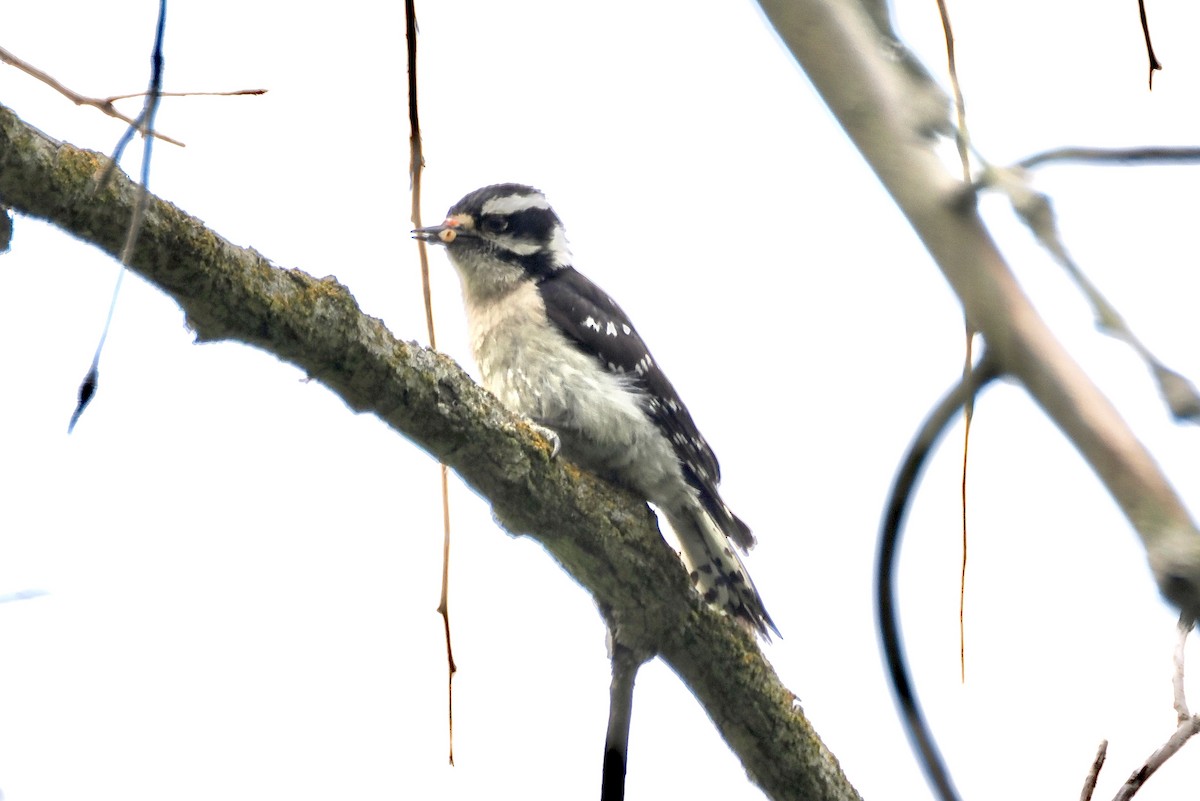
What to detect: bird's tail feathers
<box><xmin>667</xmin><ymin>505</ymin><xmax>777</xmax><ymax>639</ymax></box>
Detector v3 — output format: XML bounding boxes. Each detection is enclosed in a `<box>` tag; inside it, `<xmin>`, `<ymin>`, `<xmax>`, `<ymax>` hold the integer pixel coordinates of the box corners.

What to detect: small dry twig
<box><xmin>403</xmin><ymin>0</ymin><xmax>457</xmax><ymax>767</ymax></box>
<box><xmin>933</xmin><ymin>0</ymin><xmax>976</xmax><ymax>686</ymax></box>
<box><xmin>1138</xmin><ymin>0</ymin><xmax>1162</xmax><ymax>89</ymax></box>
<box><xmin>104</xmin><ymin>88</ymin><xmax>264</xmax><ymax>103</ymax></box>
<box><xmin>934</xmin><ymin>0</ymin><xmax>969</xmax><ymax>181</ymax></box>
<box><xmin>0</xmin><ymin>44</ymin><xmax>264</xmax><ymax>147</ymax></box>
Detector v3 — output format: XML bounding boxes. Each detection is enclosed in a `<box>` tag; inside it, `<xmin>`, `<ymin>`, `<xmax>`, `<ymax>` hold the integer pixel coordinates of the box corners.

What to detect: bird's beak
<box><xmin>413</xmin><ymin>216</ymin><xmax>468</xmax><ymax>245</ymax></box>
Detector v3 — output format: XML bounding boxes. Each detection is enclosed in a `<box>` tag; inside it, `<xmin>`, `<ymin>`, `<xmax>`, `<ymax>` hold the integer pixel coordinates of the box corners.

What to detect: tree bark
<box><xmin>0</xmin><ymin>101</ymin><xmax>862</xmax><ymax>801</ymax></box>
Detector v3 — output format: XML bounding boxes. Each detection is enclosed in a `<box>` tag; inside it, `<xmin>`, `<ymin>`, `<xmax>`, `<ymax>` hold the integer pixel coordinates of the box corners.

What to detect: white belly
<box><xmin>464</xmin><ymin>282</ymin><xmax>688</xmax><ymax>505</ymax></box>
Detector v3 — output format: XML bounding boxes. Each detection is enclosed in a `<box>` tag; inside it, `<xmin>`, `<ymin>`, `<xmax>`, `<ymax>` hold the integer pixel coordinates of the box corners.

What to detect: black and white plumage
<box><xmin>415</xmin><ymin>183</ymin><xmax>775</xmax><ymax>637</ymax></box>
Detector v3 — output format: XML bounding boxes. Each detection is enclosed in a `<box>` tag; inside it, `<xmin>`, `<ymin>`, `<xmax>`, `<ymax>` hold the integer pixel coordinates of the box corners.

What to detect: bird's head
<box><xmin>414</xmin><ymin>184</ymin><xmax>573</xmax><ymax>299</ymax></box>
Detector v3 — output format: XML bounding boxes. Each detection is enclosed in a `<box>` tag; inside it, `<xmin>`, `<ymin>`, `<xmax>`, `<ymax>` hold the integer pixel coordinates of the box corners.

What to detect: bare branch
<box><xmin>1107</xmin><ymin>622</ymin><xmax>1199</xmax><ymax>800</ymax></box>
<box><xmin>1080</xmin><ymin>740</ymin><xmax>1107</xmax><ymax>801</ymax></box>
<box><xmin>0</xmin><ymin>45</ymin><xmax>185</xmax><ymax>146</ymax></box>
<box><xmin>0</xmin><ymin>101</ymin><xmax>862</xmax><ymax>801</ymax></box>
<box><xmin>1113</xmin><ymin>716</ymin><xmax>1200</xmax><ymax>800</ymax></box>
<box><xmin>755</xmin><ymin>0</ymin><xmax>1200</xmax><ymax>622</ymax></box>
<box><xmin>878</xmin><ymin>354</ymin><xmax>1001</xmax><ymax>801</ymax></box>
<box><xmin>102</xmin><ymin>88</ymin><xmax>265</xmax><ymax>103</ymax></box>
<box><xmin>985</xmin><ymin>165</ymin><xmax>1200</xmax><ymax>424</ymax></box>
<box><xmin>0</xmin><ymin>45</ymin><xmax>265</xmax><ymax>147</ymax></box>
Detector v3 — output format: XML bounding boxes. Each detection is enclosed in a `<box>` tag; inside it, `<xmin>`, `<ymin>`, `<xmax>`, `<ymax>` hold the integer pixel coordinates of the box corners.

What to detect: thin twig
<box><xmin>0</xmin><ymin>44</ymin><xmax>184</xmax><ymax>146</ymax></box>
<box><xmin>117</xmin><ymin>3</ymin><xmax>166</xmax><ymax>265</ymax></box>
<box><xmin>938</xmin><ymin>2</ymin><xmax>975</xmax><ymax>683</ymax></box>
<box><xmin>1138</xmin><ymin>0</ymin><xmax>1161</xmax><ymax>89</ymax></box>
<box><xmin>938</xmin><ymin>0</ymin><xmax>975</xmax><ymax>686</ymax></box>
<box><xmin>404</xmin><ymin>0</ymin><xmax>456</xmax><ymax>767</ymax></box>
<box><xmin>68</xmin><ymin>0</ymin><xmax>168</xmax><ymax>434</ymax></box>
<box><xmin>1111</xmin><ymin>621</ymin><xmax>1199</xmax><ymax>800</ymax></box>
<box><xmin>935</xmin><ymin>0</ymin><xmax>970</xmax><ymax>181</ymax></box>
<box><xmin>1017</xmin><ymin>146</ymin><xmax>1200</xmax><ymax>171</ymax></box>
<box><xmin>103</xmin><ymin>88</ymin><xmax>265</xmax><ymax>103</ymax></box>
<box><xmin>987</xmin><ymin>165</ymin><xmax>1200</xmax><ymax>424</ymax></box>
<box><xmin>0</xmin><ymin>45</ymin><xmax>264</xmax><ymax>147</ymax></box>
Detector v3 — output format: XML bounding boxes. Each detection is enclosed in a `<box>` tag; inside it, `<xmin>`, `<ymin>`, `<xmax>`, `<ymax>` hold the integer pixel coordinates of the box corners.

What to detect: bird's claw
<box><xmin>529</xmin><ymin>421</ymin><xmax>561</xmax><ymax>459</ymax></box>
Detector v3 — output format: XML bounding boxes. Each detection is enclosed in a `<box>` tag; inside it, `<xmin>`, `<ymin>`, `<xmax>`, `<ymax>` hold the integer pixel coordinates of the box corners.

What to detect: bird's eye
<box><xmin>481</xmin><ymin>216</ymin><xmax>508</xmax><ymax>234</ymax></box>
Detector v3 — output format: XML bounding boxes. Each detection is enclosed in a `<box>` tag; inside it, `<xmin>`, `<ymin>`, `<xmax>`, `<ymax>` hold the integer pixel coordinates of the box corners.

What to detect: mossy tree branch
<box><xmin>0</xmin><ymin>101</ymin><xmax>861</xmax><ymax>801</ymax></box>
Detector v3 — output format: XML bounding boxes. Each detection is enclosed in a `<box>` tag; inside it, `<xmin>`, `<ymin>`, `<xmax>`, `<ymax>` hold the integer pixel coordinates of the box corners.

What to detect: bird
<box><xmin>415</xmin><ymin>183</ymin><xmax>775</xmax><ymax>638</ymax></box>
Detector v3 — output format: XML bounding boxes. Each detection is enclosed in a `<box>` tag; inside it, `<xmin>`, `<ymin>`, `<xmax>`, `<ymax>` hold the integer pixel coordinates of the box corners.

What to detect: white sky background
<box><xmin>3</xmin><ymin>1</ymin><xmax>1200</xmax><ymax>799</ymax></box>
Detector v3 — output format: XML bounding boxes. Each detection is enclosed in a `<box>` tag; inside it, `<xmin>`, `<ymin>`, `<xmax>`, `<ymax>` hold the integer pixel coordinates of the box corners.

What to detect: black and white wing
<box><xmin>537</xmin><ymin>267</ymin><xmax>754</xmax><ymax>550</ymax></box>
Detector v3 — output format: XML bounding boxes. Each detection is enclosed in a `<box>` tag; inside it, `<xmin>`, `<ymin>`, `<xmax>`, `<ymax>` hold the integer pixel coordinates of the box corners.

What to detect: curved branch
<box><xmin>755</xmin><ymin>0</ymin><xmax>1200</xmax><ymax>618</ymax></box>
<box><xmin>877</xmin><ymin>353</ymin><xmax>1002</xmax><ymax>801</ymax></box>
<box><xmin>0</xmin><ymin>102</ymin><xmax>860</xmax><ymax>801</ymax></box>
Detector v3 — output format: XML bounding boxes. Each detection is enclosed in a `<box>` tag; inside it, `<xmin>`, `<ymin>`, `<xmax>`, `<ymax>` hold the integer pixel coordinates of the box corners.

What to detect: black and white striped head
<box><xmin>415</xmin><ymin>184</ymin><xmax>573</xmax><ymax>297</ymax></box>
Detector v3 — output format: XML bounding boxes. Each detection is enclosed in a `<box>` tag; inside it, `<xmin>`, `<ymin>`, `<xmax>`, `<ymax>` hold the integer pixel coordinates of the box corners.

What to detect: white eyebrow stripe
<box><xmin>482</xmin><ymin>192</ymin><xmax>551</xmax><ymax>216</ymax></box>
